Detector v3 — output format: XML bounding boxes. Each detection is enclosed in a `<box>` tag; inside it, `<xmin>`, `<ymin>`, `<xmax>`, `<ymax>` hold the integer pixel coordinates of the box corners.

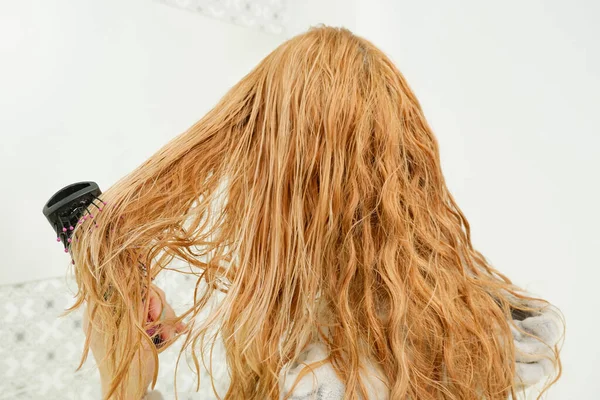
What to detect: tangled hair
<box><xmin>70</xmin><ymin>26</ymin><xmax>562</xmax><ymax>399</ymax></box>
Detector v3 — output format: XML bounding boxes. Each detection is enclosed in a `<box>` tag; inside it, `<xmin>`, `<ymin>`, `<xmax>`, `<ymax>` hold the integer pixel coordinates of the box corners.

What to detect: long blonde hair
<box><xmin>70</xmin><ymin>26</ymin><xmax>562</xmax><ymax>399</ymax></box>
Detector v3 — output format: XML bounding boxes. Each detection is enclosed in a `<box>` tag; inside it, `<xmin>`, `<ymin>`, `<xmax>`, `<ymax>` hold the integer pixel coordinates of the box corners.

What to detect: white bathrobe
<box><xmin>145</xmin><ymin>303</ymin><xmax>562</xmax><ymax>400</ymax></box>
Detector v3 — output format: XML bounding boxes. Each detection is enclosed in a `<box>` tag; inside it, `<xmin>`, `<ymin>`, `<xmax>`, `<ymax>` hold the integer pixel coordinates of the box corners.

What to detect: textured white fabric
<box><xmin>275</xmin><ymin>304</ymin><xmax>562</xmax><ymax>400</ymax></box>
<box><xmin>0</xmin><ymin>270</ymin><xmax>225</xmax><ymax>399</ymax></box>
<box><xmin>512</xmin><ymin>307</ymin><xmax>563</xmax><ymax>388</ymax></box>
<box><xmin>142</xmin><ymin>302</ymin><xmax>562</xmax><ymax>400</ymax></box>
<box><xmin>279</xmin><ymin>343</ymin><xmax>388</xmax><ymax>400</ymax></box>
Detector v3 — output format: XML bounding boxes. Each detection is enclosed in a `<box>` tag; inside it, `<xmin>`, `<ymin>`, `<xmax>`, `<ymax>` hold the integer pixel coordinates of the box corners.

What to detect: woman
<box><xmin>71</xmin><ymin>26</ymin><xmax>563</xmax><ymax>399</ymax></box>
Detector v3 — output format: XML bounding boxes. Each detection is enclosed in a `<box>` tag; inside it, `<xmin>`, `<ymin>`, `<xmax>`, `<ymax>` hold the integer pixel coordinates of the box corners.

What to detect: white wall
<box><xmin>286</xmin><ymin>0</ymin><xmax>356</xmax><ymax>36</ymax></box>
<box><xmin>354</xmin><ymin>0</ymin><xmax>600</xmax><ymax>398</ymax></box>
<box><xmin>0</xmin><ymin>0</ymin><xmax>282</xmax><ymax>284</ymax></box>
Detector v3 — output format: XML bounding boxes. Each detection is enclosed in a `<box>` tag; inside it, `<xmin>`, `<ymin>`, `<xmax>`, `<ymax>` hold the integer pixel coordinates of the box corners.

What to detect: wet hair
<box><xmin>70</xmin><ymin>26</ymin><xmax>562</xmax><ymax>399</ymax></box>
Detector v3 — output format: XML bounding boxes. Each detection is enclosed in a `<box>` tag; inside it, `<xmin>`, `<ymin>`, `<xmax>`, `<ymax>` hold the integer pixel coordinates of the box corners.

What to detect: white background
<box><xmin>0</xmin><ymin>0</ymin><xmax>282</xmax><ymax>284</ymax></box>
<box><xmin>1</xmin><ymin>0</ymin><xmax>598</xmax><ymax>398</ymax></box>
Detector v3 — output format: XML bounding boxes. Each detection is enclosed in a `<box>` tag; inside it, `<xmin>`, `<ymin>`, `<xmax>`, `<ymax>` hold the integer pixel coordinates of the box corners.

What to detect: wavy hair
<box><xmin>70</xmin><ymin>26</ymin><xmax>562</xmax><ymax>399</ymax></box>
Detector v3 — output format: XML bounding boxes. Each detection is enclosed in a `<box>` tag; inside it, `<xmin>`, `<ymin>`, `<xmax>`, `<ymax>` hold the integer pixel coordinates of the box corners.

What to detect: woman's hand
<box><xmin>82</xmin><ymin>284</ymin><xmax>186</xmax><ymax>399</ymax></box>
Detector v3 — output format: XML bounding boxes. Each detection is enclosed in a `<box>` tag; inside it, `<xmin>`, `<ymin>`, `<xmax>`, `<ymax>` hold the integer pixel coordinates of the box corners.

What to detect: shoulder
<box><xmin>512</xmin><ymin>302</ymin><xmax>563</xmax><ymax>388</ymax></box>
<box><xmin>280</xmin><ymin>343</ymin><xmax>388</xmax><ymax>400</ymax></box>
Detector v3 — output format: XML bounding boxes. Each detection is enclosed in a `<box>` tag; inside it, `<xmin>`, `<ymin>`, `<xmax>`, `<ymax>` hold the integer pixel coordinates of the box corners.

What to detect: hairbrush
<box><xmin>42</xmin><ymin>182</ymin><xmax>165</xmax><ymax>345</ymax></box>
<box><xmin>42</xmin><ymin>181</ymin><xmax>106</xmax><ymax>260</ymax></box>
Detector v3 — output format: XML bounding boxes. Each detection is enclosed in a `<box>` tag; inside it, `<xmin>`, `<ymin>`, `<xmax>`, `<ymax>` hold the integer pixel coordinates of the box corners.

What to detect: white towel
<box><xmin>146</xmin><ymin>303</ymin><xmax>562</xmax><ymax>400</ymax></box>
<box><xmin>279</xmin><ymin>304</ymin><xmax>562</xmax><ymax>399</ymax></box>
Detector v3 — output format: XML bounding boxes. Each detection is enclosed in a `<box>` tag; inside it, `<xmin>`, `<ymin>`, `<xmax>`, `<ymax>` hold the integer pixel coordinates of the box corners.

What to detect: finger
<box><xmin>175</xmin><ymin>321</ymin><xmax>187</xmax><ymax>333</ymax></box>
<box><xmin>159</xmin><ymin>301</ymin><xmax>179</xmax><ymax>341</ymax></box>
<box><xmin>147</xmin><ymin>289</ymin><xmax>164</xmax><ymax>322</ymax></box>
<box><xmin>146</xmin><ymin>286</ymin><xmax>183</xmax><ymax>342</ymax></box>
